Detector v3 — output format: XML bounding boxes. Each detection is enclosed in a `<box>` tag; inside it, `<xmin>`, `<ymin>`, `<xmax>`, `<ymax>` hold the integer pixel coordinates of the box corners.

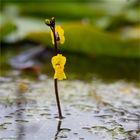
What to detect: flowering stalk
<box><xmin>53</xmin><ymin>26</ymin><xmax>63</xmax><ymax>119</ymax></box>
<box><xmin>45</xmin><ymin>17</ymin><xmax>66</xmax><ymax>119</ymax></box>
<box><xmin>52</xmin><ymin>26</ymin><xmax>58</xmax><ymax>55</ymax></box>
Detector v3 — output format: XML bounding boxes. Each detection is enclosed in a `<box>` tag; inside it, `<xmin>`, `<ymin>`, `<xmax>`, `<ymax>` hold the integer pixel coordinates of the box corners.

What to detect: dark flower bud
<box><xmin>45</xmin><ymin>19</ymin><xmax>51</xmax><ymax>26</ymax></box>
<box><xmin>50</xmin><ymin>17</ymin><xmax>55</xmax><ymax>27</ymax></box>
<box><xmin>45</xmin><ymin>17</ymin><xmax>55</xmax><ymax>28</ymax></box>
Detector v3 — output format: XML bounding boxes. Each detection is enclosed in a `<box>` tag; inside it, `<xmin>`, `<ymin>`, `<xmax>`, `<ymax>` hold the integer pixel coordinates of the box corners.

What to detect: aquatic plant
<box><xmin>45</xmin><ymin>17</ymin><xmax>66</xmax><ymax>119</ymax></box>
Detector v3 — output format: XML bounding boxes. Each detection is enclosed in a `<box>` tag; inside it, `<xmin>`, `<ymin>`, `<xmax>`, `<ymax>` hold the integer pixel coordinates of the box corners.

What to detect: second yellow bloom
<box><xmin>51</xmin><ymin>25</ymin><xmax>65</xmax><ymax>45</ymax></box>
<box><xmin>51</xmin><ymin>54</ymin><xmax>66</xmax><ymax>80</ymax></box>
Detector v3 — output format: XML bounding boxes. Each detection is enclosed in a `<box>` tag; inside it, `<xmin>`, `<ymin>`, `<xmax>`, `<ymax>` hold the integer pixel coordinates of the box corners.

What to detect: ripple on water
<box><xmin>0</xmin><ymin>80</ymin><xmax>140</xmax><ymax>140</ymax></box>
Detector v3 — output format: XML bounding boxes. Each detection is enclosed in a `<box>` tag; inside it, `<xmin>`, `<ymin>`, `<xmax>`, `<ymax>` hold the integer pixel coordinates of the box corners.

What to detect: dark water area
<box><xmin>66</xmin><ymin>53</ymin><xmax>140</xmax><ymax>82</ymax></box>
<box><xmin>0</xmin><ymin>43</ymin><xmax>140</xmax><ymax>83</ymax></box>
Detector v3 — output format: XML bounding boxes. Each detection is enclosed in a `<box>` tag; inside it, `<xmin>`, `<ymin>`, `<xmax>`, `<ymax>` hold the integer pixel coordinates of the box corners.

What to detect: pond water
<box><xmin>0</xmin><ymin>77</ymin><xmax>140</xmax><ymax>140</ymax></box>
<box><xmin>1</xmin><ymin>1</ymin><xmax>140</xmax><ymax>139</ymax></box>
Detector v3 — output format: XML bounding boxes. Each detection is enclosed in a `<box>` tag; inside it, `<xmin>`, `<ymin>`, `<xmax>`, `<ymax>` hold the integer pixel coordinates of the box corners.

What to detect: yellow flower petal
<box><xmin>51</xmin><ymin>25</ymin><xmax>65</xmax><ymax>45</ymax></box>
<box><xmin>51</xmin><ymin>54</ymin><xmax>66</xmax><ymax>80</ymax></box>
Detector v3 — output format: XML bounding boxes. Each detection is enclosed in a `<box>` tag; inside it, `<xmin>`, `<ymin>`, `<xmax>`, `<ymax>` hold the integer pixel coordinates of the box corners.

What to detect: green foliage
<box><xmin>0</xmin><ymin>1</ymin><xmax>139</xmax><ymax>58</ymax></box>
<box><xmin>0</xmin><ymin>15</ymin><xmax>16</xmax><ymax>41</ymax></box>
<box><xmin>1</xmin><ymin>0</ymin><xmax>100</xmax><ymax>3</ymax></box>
<box><xmin>25</xmin><ymin>23</ymin><xmax>140</xmax><ymax>58</ymax></box>
<box><xmin>17</xmin><ymin>3</ymin><xmax>105</xmax><ymax>20</ymax></box>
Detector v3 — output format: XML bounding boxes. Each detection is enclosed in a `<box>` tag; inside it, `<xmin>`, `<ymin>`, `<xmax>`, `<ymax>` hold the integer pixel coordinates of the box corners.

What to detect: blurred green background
<box><xmin>0</xmin><ymin>0</ymin><xmax>140</xmax><ymax>82</ymax></box>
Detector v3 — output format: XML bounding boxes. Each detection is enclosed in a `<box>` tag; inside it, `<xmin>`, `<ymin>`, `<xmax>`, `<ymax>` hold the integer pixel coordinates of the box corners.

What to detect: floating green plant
<box><xmin>45</xmin><ymin>17</ymin><xmax>66</xmax><ymax>119</ymax></box>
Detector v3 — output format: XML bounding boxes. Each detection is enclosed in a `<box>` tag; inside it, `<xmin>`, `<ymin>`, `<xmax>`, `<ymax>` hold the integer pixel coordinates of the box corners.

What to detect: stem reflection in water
<box><xmin>54</xmin><ymin>120</ymin><xmax>71</xmax><ymax>140</ymax></box>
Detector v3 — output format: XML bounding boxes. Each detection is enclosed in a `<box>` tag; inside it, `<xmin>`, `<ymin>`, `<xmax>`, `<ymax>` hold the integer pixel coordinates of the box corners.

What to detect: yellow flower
<box><xmin>18</xmin><ymin>82</ymin><xmax>28</xmax><ymax>93</ymax></box>
<box><xmin>51</xmin><ymin>25</ymin><xmax>65</xmax><ymax>44</ymax></box>
<box><xmin>51</xmin><ymin>54</ymin><xmax>66</xmax><ymax>80</ymax></box>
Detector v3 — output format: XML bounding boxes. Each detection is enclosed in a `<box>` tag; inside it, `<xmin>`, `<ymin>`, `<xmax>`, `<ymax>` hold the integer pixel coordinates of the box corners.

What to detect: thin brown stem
<box><xmin>52</xmin><ymin>26</ymin><xmax>63</xmax><ymax>119</ymax></box>
<box><xmin>54</xmin><ymin>79</ymin><xmax>63</xmax><ymax>119</ymax></box>
<box><xmin>52</xmin><ymin>28</ymin><xmax>58</xmax><ymax>55</ymax></box>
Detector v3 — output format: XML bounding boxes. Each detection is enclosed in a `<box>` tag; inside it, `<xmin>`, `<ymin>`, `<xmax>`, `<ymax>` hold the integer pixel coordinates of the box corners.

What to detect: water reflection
<box><xmin>54</xmin><ymin>120</ymin><xmax>62</xmax><ymax>140</ymax></box>
<box><xmin>54</xmin><ymin>120</ymin><xmax>71</xmax><ymax>140</ymax></box>
<box><xmin>15</xmin><ymin>82</ymin><xmax>28</xmax><ymax>140</ymax></box>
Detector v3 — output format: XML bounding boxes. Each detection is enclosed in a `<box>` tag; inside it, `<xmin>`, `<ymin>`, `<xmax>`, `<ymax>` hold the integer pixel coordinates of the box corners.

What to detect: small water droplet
<box><xmin>73</xmin><ymin>132</ymin><xmax>78</xmax><ymax>135</ymax></box>
<box><xmin>40</xmin><ymin>113</ymin><xmax>51</xmax><ymax>116</ymax></box>
<box><xmin>15</xmin><ymin>120</ymin><xmax>29</xmax><ymax>123</ymax></box>
<box><xmin>60</xmin><ymin>135</ymin><xmax>68</xmax><ymax>138</ymax></box>
<box><xmin>5</xmin><ymin>115</ymin><xmax>13</xmax><ymax>118</ymax></box>
<box><xmin>82</xmin><ymin>127</ymin><xmax>91</xmax><ymax>130</ymax></box>
<box><xmin>66</xmin><ymin>113</ymin><xmax>71</xmax><ymax>116</ymax></box>
<box><xmin>79</xmin><ymin>138</ymin><xmax>84</xmax><ymax>140</ymax></box>
<box><xmin>26</xmin><ymin>114</ymin><xmax>33</xmax><ymax>117</ymax></box>
<box><xmin>4</xmin><ymin>122</ymin><xmax>12</xmax><ymax>125</ymax></box>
